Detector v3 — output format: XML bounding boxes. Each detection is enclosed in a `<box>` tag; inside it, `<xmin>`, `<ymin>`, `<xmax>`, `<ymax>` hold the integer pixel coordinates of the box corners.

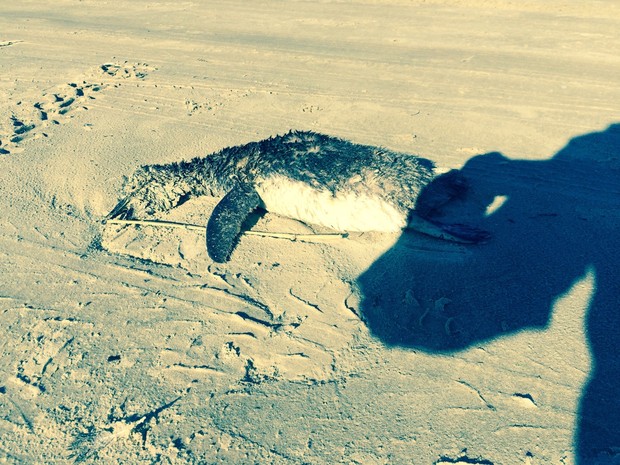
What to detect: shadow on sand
<box><xmin>357</xmin><ymin>124</ymin><xmax>620</xmax><ymax>463</ymax></box>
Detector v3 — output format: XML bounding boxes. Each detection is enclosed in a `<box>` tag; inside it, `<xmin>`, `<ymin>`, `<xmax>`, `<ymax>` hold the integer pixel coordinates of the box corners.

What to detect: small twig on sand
<box><xmin>104</xmin><ymin>218</ymin><xmax>205</xmax><ymax>231</ymax></box>
<box><xmin>103</xmin><ymin>218</ymin><xmax>348</xmax><ymax>242</ymax></box>
<box><xmin>244</xmin><ymin>230</ymin><xmax>347</xmax><ymax>241</ymax></box>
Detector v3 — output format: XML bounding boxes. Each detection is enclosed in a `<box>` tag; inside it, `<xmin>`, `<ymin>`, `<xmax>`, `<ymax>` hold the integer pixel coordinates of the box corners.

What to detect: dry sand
<box><xmin>1</xmin><ymin>1</ymin><xmax>619</xmax><ymax>464</ymax></box>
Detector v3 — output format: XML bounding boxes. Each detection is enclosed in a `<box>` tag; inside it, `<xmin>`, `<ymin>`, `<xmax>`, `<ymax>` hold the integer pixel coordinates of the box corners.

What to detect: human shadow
<box><xmin>357</xmin><ymin>124</ymin><xmax>620</xmax><ymax>462</ymax></box>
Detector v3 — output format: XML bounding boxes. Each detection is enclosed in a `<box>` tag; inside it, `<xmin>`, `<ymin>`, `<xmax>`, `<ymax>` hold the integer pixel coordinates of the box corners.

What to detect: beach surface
<box><xmin>1</xmin><ymin>1</ymin><xmax>619</xmax><ymax>463</ymax></box>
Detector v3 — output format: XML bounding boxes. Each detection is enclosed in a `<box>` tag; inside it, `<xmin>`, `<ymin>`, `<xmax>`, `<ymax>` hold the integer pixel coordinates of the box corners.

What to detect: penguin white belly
<box><xmin>255</xmin><ymin>175</ymin><xmax>406</xmax><ymax>232</ymax></box>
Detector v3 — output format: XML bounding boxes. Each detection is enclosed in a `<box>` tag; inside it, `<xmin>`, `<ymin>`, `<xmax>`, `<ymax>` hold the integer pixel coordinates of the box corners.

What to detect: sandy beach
<box><xmin>1</xmin><ymin>1</ymin><xmax>619</xmax><ymax>463</ymax></box>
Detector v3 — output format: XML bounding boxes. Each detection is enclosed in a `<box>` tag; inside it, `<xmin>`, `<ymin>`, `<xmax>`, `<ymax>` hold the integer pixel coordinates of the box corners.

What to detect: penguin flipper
<box><xmin>207</xmin><ymin>184</ymin><xmax>261</xmax><ymax>263</ymax></box>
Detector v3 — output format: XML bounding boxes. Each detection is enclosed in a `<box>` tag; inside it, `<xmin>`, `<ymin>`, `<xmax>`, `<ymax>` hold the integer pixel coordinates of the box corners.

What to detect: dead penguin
<box><xmin>108</xmin><ymin>130</ymin><xmax>488</xmax><ymax>262</ymax></box>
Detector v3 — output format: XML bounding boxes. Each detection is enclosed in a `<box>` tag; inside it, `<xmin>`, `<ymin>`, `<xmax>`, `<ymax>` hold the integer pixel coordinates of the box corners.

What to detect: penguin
<box><xmin>107</xmin><ymin>130</ymin><xmax>488</xmax><ymax>262</ymax></box>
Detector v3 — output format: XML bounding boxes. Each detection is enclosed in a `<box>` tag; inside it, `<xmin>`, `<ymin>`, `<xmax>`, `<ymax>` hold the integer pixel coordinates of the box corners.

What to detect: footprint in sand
<box><xmin>35</xmin><ymin>82</ymin><xmax>102</xmax><ymax>122</ymax></box>
<box><xmin>8</xmin><ymin>115</ymin><xmax>36</xmax><ymax>143</ymax></box>
<box><xmin>0</xmin><ymin>115</ymin><xmax>37</xmax><ymax>154</ymax></box>
<box><xmin>99</xmin><ymin>61</ymin><xmax>155</xmax><ymax>80</ymax></box>
<box><xmin>0</xmin><ymin>61</ymin><xmax>153</xmax><ymax>154</ymax></box>
<box><xmin>0</xmin><ymin>80</ymin><xmax>104</xmax><ymax>154</ymax></box>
